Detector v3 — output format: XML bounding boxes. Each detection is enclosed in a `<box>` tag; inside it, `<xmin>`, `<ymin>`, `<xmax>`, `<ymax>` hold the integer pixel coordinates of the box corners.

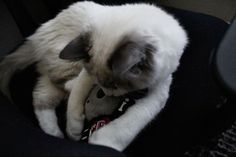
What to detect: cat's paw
<box><xmin>88</xmin><ymin>123</ymin><xmax>125</xmax><ymax>151</ymax></box>
<box><xmin>66</xmin><ymin>114</ymin><xmax>85</xmax><ymax>141</ymax></box>
<box><xmin>47</xmin><ymin>129</ymin><xmax>64</xmax><ymax>138</ymax></box>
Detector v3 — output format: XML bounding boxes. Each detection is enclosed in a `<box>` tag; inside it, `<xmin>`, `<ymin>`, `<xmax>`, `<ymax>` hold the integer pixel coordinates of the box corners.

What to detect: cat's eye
<box><xmin>129</xmin><ymin>58</ymin><xmax>146</xmax><ymax>75</ymax></box>
<box><xmin>138</xmin><ymin>58</ymin><xmax>146</xmax><ymax>67</ymax></box>
<box><xmin>130</xmin><ymin>64</ymin><xmax>142</xmax><ymax>75</ymax></box>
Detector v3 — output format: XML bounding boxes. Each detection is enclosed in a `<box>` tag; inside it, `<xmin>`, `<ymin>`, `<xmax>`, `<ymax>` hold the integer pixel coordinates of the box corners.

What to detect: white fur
<box><xmin>35</xmin><ymin>109</ymin><xmax>64</xmax><ymax>138</ymax></box>
<box><xmin>0</xmin><ymin>1</ymin><xmax>188</xmax><ymax>151</ymax></box>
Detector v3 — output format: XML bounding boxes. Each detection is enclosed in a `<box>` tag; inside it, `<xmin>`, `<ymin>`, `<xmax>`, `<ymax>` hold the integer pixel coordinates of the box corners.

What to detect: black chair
<box><xmin>0</xmin><ymin>0</ymin><xmax>235</xmax><ymax>156</ymax></box>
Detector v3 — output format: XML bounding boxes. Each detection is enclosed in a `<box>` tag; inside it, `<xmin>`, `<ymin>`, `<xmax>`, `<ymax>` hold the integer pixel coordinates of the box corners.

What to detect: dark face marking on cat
<box><xmin>109</xmin><ymin>41</ymin><xmax>145</xmax><ymax>75</ymax></box>
<box><xmin>105</xmin><ymin>34</ymin><xmax>156</xmax><ymax>92</ymax></box>
<box><xmin>59</xmin><ymin>32</ymin><xmax>91</xmax><ymax>61</ymax></box>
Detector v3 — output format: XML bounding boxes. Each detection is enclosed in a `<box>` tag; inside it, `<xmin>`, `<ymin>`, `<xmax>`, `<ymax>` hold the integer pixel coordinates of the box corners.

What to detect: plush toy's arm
<box><xmin>66</xmin><ymin>69</ymin><xmax>94</xmax><ymax>140</ymax></box>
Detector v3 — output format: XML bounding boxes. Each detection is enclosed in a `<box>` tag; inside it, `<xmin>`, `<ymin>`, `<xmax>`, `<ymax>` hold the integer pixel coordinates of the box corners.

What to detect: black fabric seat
<box><xmin>0</xmin><ymin>0</ymin><xmax>235</xmax><ymax>157</ymax></box>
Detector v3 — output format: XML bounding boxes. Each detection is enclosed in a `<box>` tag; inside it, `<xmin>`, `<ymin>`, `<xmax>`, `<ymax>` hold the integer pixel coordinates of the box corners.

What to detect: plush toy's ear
<box><xmin>59</xmin><ymin>32</ymin><xmax>91</xmax><ymax>61</ymax></box>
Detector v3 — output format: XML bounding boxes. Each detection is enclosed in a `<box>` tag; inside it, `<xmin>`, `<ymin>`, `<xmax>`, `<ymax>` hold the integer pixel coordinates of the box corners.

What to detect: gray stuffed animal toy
<box><xmin>81</xmin><ymin>85</ymin><xmax>148</xmax><ymax>142</ymax></box>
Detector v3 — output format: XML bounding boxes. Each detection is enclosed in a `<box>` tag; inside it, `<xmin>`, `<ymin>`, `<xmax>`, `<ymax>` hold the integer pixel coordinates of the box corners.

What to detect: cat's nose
<box><xmin>104</xmin><ymin>81</ymin><xmax>117</xmax><ymax>89</ymax></box>
<box><xmin>98</xmin><ymin>77</ymin><xmax>117</xmax><ymax>89</ymax></box>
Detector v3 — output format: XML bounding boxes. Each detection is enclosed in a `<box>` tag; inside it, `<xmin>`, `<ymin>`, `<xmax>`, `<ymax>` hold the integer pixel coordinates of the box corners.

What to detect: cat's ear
<box><xmin>59</xmin><ymin>32</ymin><xmax>91</xmax><ymax>61</ymax></box>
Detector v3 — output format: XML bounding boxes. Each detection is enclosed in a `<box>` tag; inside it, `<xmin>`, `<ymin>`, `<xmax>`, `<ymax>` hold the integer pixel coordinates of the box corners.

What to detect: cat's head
<box><xmin>59</xmin><ymin>8</ymin><xmax>188</xmax><ymax>96</ymax></box>
<box><xmin>59</xmin><ymin>31</ymin><xmax>158</xmax><ymax>96</ymax></box>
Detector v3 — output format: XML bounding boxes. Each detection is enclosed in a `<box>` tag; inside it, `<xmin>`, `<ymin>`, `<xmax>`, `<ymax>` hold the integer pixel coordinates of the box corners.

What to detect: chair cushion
<box><xmin>0</xmin><ymin>0</ymin><xmax>23</xmax><ymax>58</ymax></box>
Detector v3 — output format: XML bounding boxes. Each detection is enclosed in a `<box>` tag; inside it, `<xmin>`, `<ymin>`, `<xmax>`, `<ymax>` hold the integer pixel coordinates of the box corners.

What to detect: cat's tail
<box><xmin>0</xmin><ymin>41</ymin><xmax>37</xmax><ymax>100</ymax></box>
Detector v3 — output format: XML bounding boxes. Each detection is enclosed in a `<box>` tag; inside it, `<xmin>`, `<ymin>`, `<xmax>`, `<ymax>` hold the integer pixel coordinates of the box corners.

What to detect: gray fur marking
<box><xmin>105</xmin><ymin>33</ymin><xmax>156</xmax><ymax>90</ymax></box>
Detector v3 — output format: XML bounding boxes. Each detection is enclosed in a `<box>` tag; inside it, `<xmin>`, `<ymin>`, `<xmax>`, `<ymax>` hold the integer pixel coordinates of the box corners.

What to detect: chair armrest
<box><xmin>214</xmin><ymin>16</ymin><xmax>236</xmax><ymax>99</ymax></box>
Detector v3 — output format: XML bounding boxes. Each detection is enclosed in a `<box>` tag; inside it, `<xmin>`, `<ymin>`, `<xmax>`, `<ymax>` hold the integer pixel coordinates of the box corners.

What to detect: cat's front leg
<box><xmin>66</xmin><ymin>69</ymin><xmax>94</xmax><ymax>140</ymax></box>
<box><xmin>33</xmin><ymin>75</ymin><xmax>66</xmax><ymax>138</ymax></box>
<box><xmin>89</xmin><ymin>76</ymin><xmax>172</xmax><ymax>151</ymax></box>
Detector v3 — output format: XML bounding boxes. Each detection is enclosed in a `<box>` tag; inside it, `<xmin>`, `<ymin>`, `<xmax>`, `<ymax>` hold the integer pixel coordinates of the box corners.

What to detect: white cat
<box><xmin>0</xmin><ymin>1</ymin><xmax>188</xmax><ymax>151</ymax></box>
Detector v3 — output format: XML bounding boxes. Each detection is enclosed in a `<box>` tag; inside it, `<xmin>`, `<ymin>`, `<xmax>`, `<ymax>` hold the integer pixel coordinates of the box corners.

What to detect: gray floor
<box><xmin>158</xmin><ymin>0</ymin><xmax>236</xmax><ymax>22</ymax></box>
